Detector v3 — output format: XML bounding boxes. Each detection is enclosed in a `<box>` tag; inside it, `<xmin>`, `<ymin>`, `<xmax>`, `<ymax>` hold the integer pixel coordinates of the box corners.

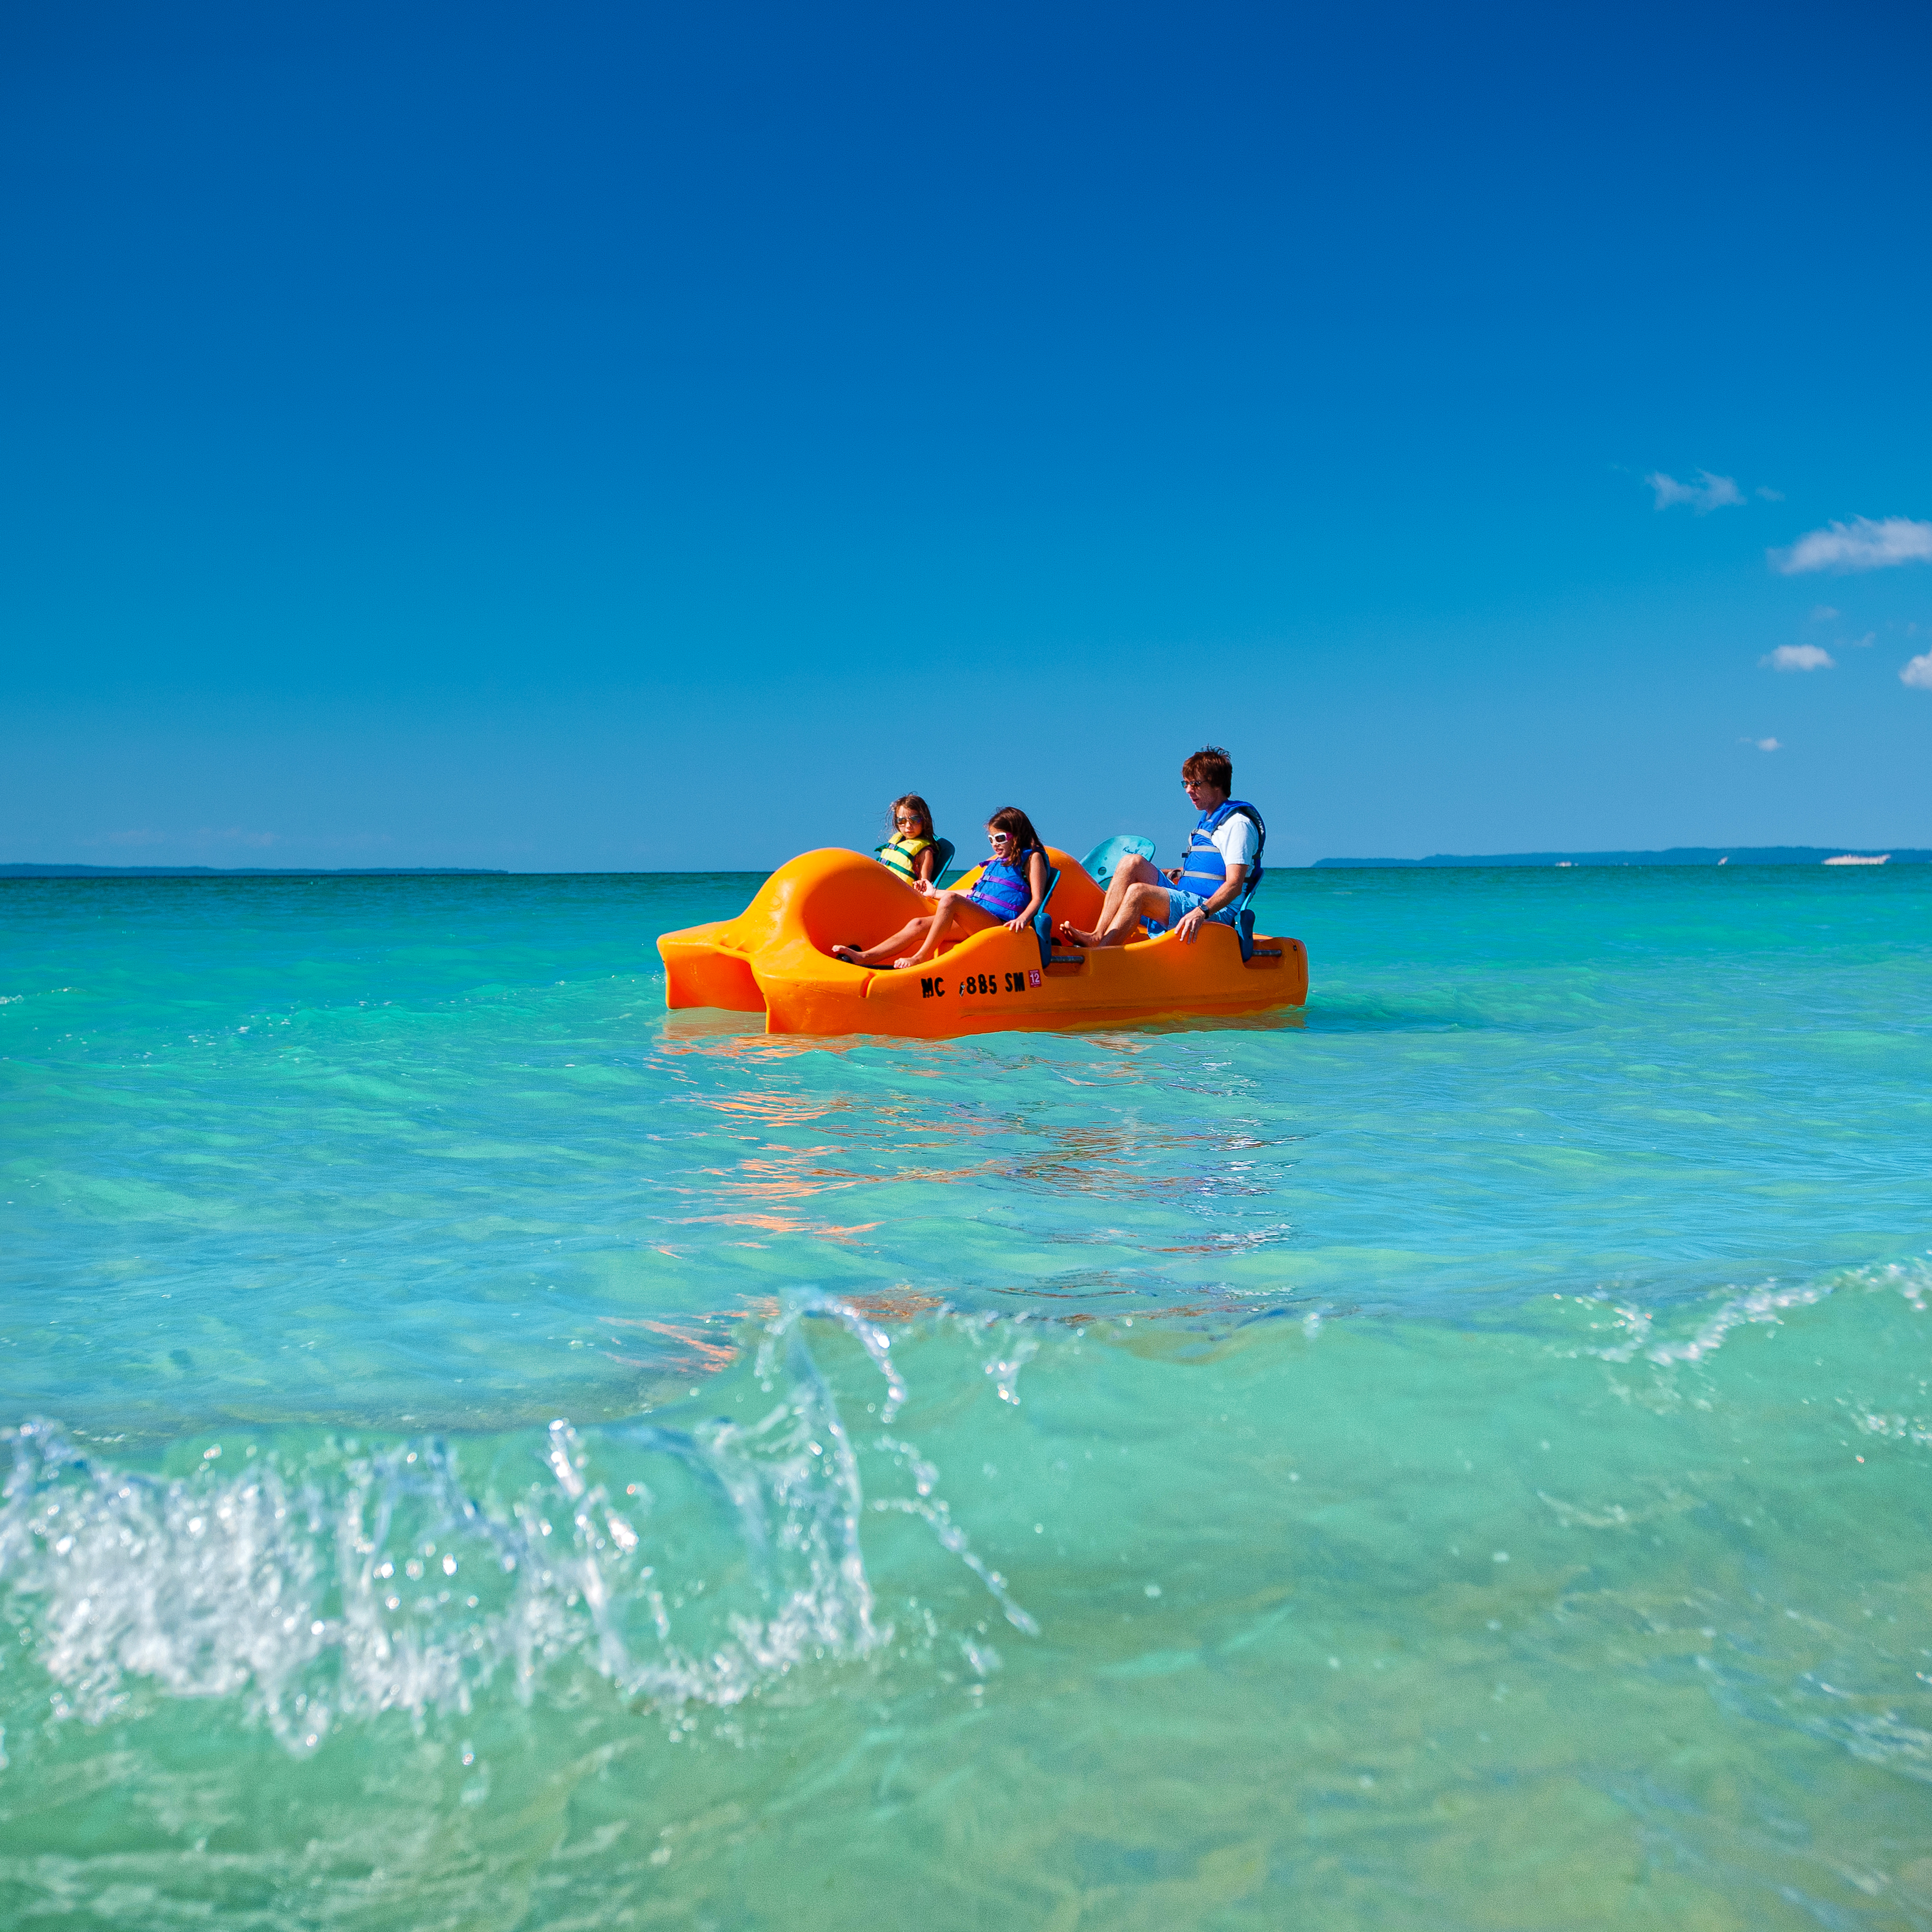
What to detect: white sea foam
<box><xmin>1589</xmin><ymin>1258</ymin><xmax>1932</xmax><ymax>1367</ymax></box>
<box><xmin>0</xmin><ymin>1293</ymin><xmax>1033</xmax><ymax>1754</ymax></box>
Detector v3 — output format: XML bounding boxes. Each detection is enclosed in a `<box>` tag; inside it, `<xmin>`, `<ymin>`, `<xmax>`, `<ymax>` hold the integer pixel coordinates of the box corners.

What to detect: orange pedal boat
<box><xmin>657</xmin><ymin>846</ymin><xmax>1309</xmax><ymax>1036</ymax></box>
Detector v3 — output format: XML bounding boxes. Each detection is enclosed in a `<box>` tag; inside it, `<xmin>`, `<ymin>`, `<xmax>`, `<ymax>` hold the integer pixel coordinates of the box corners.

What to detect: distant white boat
<box><xmin>1823</xmin><ymin>853</ymin><xmax>1889</xmax><ymax>866</ymax></box>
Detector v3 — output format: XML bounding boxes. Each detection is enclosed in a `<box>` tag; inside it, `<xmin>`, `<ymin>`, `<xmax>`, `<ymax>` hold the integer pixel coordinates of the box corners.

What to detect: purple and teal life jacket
<box><xmin>969</xmin><ymin>847</ymin><xmax>1040</xmax><ymax>919</ymax></box>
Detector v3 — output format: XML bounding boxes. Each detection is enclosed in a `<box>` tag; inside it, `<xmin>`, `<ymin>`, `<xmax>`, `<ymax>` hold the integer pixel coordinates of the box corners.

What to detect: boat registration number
<box><xmin>920</xmin><ymin>969</ymin><xmax>1042</xmax><ymax>999</ymax></box>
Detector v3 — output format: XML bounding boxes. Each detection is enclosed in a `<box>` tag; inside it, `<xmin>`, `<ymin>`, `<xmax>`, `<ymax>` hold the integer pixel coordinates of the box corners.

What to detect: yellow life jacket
<box><xmin>878</xmin><ymin>834</ymin><xmax>933</xmax><ymax>883</ymax></box>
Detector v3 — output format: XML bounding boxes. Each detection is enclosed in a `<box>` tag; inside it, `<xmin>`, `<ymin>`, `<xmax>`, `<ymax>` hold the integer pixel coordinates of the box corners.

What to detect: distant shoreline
<box><xmin>0</xmin><ymin>863</ymin><xmax>513</xmax><ymax>878</ymax></box>
<box><xmin>1312</xmin><ymin>847</ymin><xmax>1929</xmax><ymax>869</ymax></box>
<box><xmin>6</xmin><ymin>848</ymin><xmax>1927</xmax><ymax>880</ymax></box>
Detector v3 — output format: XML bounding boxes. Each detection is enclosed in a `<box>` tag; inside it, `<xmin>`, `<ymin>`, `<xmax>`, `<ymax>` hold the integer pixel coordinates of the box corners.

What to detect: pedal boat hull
<box><xmin>656</xmin><ymin>847</ymin><xmax>1308</xmax><ymax>1037</ymax></box>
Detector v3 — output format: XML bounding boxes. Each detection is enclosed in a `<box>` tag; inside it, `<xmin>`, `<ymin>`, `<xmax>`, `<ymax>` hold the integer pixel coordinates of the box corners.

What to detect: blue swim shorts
<box><xmin>1147</xmin><ymin>884</ymin><xmax>1237</xmax><ymax>933</ymax></box>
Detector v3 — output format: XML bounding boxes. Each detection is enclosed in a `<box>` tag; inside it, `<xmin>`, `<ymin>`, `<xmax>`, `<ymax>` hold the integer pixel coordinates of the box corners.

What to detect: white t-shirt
<box><xmin>1206</xmin><ymin>811</ymin><xmax>1261</xmax><ymax>874</ymax></box>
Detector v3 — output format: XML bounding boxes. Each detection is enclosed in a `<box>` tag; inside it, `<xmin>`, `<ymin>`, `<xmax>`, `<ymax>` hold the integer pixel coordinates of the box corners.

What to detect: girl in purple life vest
<box><xmin>832</xmin><ymin>806</ymin><xmax>1049</xmax><ymax>970</ymax></box>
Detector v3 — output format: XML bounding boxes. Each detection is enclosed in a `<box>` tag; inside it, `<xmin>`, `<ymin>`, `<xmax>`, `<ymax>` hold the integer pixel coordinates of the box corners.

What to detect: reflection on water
<box><xmin>8</xmin><ymin>1267</ymin><xmax>1932</xmax><ymax>1930</ymax></box>
<box><xmin>5</xmin><ymin>869</ymin><xmax>1932</xmax><ymax>1929</ymax></box>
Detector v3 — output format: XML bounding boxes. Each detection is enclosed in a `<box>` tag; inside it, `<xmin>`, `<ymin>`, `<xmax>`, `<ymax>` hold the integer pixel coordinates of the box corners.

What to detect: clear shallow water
<box><xmin>2</xmin><ymin>868</ymin><xmax>1930</xmax><ymax>1928</ymax></box>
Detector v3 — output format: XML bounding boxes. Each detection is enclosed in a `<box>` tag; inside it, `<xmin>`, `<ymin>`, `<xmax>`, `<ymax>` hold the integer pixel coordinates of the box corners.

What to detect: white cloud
<box><xmin>1810</xmin><ymin>605</ymin><xmax>1838</xmax><ymax>621</ymax></box>
<box><xmin>1745</xmin><ymin>736</ymin><xmax>1781</xmax><ymax>751</ymax></box>
<box><xmin>1773</xmin><ymin>515</ymin><xmax>1932</xmax><ymax>574</ymax></box>
<box><xmin>1847</xmin><ymin>630</ymin><xmax>1875</xmax><ymax>648</ymax></box>
<box><xmin>1648</xmin><ymin>469</ymin><xmax>1745</xmax><ymax>513</ymax></box>
<box><xmin>1756</xmin><ymin>486</ymin><xmax>1785</xmax><ymax>501</ymax></box>
<box><xmin>1762</xmin><ymin>643</ymin><xmax>1834</xmax><ymax>671</ymax></box>
<box><xmin>1902</xmin><ymin>651</ymin><xmax>1932</xmax><ymax>690</ymax></box>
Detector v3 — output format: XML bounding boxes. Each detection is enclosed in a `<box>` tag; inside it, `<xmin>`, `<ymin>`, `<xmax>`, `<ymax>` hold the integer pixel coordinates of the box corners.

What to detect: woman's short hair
<box><xmin>1181</xmin><ymin>746</ymin><xmax>1233</xmax><ymax>792</ymax></box>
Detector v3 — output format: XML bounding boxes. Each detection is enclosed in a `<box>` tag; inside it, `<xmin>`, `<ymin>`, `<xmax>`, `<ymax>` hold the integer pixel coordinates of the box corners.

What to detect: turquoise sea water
<box><xmin>3</xmin><ymin>866</ymin><xmax>1930</xmax><ymax>1929</ymax></box>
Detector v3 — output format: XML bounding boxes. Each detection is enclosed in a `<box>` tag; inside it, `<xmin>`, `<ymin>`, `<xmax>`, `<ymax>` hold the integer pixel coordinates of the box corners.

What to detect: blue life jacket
<box><xmin>1174</xmin><ymin>801</ymin><xmax>1266</xmax><ymax>901</ymax></box>
<box><xmin>969</xmin><ymin>847</ymin><xmax>1039</xmax><ymax>919</ymax></box>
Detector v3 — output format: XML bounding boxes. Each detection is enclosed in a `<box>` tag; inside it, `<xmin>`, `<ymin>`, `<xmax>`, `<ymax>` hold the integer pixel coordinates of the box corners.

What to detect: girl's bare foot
<box><xmin>890</xmin><ymin>954</ymin><xmax>932</xmax><ymax>970</ymax></box>
<box><xmin>830</xmin><ymin>943</ymin><xmax>866</xmax><ymax>964</ymax></box>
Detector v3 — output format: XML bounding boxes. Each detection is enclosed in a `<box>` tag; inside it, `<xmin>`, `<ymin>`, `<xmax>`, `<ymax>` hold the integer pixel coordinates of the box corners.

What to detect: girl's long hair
<box><xmin>887</xmin><ymin>793</ymin><xmax>934</xmax><ymax>841</ymax></box>
<box><xmin>986</xmin><ymin>805</ymin><xmax>1042</xmax><ymax>858</ymax></box>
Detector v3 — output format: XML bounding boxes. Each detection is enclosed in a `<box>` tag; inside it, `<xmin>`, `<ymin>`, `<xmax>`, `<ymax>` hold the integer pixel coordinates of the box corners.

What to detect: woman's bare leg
<box><xmin>1083</xmin><ymin>880</ymin><xmax>1175</xmax><ymax>947</ymax></box>
<box><xmin>1060</xmin><ymin>856</ymin><xmax>1165</xmax><ymax>946</ymax></box>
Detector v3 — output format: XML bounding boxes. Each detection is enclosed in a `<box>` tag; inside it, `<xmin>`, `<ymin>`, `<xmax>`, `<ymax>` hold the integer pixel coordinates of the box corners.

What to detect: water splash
<box><xmin>0</xmin><ymin>1292</ymin><xmax>1034</xmax><ymax>1755</ymax></box>
<box><xmin>978</xmin><ymin>1315</ymin><xmax>1039</xmax><ymax>1406</ymax></box>
<box><xmin>1587</xmin><ymin>1257</ymin><xmax>1932</xmax><ymax>1367</ymax></box>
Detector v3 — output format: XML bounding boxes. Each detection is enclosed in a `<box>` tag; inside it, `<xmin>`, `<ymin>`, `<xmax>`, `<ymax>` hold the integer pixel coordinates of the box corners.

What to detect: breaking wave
<box><xmin>0</xmin><ymin>1292</ymin><xmax>1036</xmax><ymax>1757</ymax></box>
<box><xmin>1584</xmin><ymin>1256</ymin><xmax>1932</xmax><ymax>1366</ymax></box>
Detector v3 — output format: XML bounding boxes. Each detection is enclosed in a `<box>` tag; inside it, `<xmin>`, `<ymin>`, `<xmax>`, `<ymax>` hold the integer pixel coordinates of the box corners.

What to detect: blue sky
<box><xmin>3</xmin><ymin>0</ymin><xmax>1929</xmax><ymax>870</ymax></box>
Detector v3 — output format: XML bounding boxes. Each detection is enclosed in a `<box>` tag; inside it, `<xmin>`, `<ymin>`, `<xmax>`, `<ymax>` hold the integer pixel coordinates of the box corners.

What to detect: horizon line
<box><xmin>7</xmin><ymin>843</ymin><xmax>1932</xmax><ymax>881</ymax></box>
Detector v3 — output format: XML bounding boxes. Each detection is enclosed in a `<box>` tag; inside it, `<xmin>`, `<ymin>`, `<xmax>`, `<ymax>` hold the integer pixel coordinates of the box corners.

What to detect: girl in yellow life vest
<box><xmin>876</xmin><ymin>794</ymin><xmax>941</xmax><ymax>889</ymax></box>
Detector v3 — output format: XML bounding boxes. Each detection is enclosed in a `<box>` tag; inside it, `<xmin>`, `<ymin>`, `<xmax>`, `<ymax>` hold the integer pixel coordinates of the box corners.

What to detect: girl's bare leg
<box><xmin>832</xmin><ymin>917</ymin><xmax>929</xmax><ymax>967</ymax></box>
<box><xmin>832</xmin><ymin>891</ymin><xmax>992</xmax><ymax>969</ymax></box>
<box><xmin>890</xmin><ymin>893</ymin><xmax>963</xmax><ymax>968</ymax></box>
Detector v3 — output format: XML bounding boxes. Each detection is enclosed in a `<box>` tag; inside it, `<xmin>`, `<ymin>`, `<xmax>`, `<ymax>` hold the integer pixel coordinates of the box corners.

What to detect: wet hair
<box><xmin>887</xmin><ymin>793</ymin><xmax>933</xmax><ymax>841</ymax></box>
<box><xmin>1182</xmin><ymin>745</ymin><xmax>1233</xmax><ymax>792</ymax></box>
<box><xmin>985</xmin><ymin>804</ymin><xmax>1042</xmax><ymax>858</ymax></box>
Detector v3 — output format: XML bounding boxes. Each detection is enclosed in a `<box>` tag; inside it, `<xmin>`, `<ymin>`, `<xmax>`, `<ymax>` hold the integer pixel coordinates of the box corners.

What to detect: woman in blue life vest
<box><xmin>875</xmin><ymin>793</ymin><xmax>942</xmax><ymax>888</ymax></box>
<box><xmin>832</xmin><ymin>806</ymin><xmax>1050</xmax><ymax>970</ymax></box>
<box><xmin>1059</xmin><ymin>745</ymin><xmax>1264</xmax><ymax>950</ymax></box>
